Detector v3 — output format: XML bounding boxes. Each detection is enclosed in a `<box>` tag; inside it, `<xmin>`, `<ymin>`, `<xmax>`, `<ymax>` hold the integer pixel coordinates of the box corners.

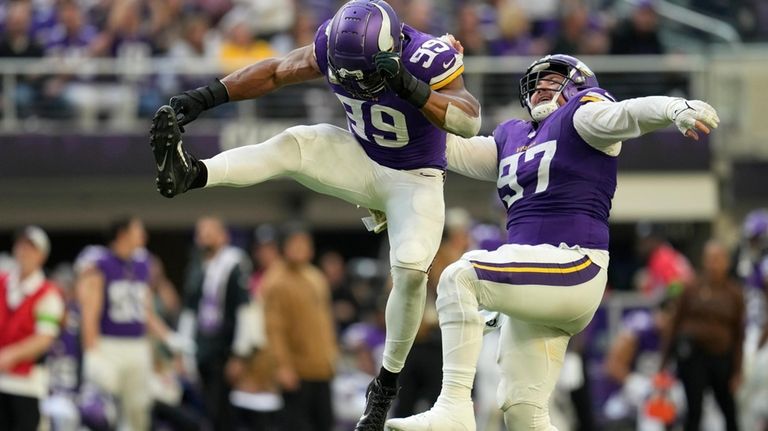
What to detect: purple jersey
<box><xmin>76</xmin><ymin>246</ymin><xmax>150</xmax><ymax>337</ymax></box>
<box><xmin>314</xmin><ymin>21</ymin><xmax>464</xmax><ymax>170</ymax></box>
<box><xmin>746</xmin><ymin>257</ymin><xmax>768</xmax><ymax>291</ymax></box>
<box><xmin>47</xmin><ymin>301</ymin><xmax>81</xmax><ymax>395</ymax></box>
<box><xmin>493</xmin><ymin>88</ymin><xmax>617</xmax><ymax>250</ymax></box>
<box><xmin>623</xmin><ymin>309</ymin><xmax>663</xmax><ymax>376</ymax></box>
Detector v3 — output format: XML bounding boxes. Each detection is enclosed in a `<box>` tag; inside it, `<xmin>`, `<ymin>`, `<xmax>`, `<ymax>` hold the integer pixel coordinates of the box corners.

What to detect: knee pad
<box><xmin>436</xmin><ymin>261</ymin><xmax>477</xmax><ymax>303</ymax></box>
<box><xmin>435</xmin><ymin>261</ymin><xmax>482</xmax><ymax>325</ymax></box>
<box><xmin>502</xmin><ymin>402</ymin><xmax>556</xmax><ymax>431</ymax></box>
<box><xmin>284</xmin><ymin>124</ymin><xmax>318</xmax><ymax>142</ymax></box>
<box><xmin>393</xmin><ymin>239</ymin><xmax>430</xmax><ymax>269</ymax></box>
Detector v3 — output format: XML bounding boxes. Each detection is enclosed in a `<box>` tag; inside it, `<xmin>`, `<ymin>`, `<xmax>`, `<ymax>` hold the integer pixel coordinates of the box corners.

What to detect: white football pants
<box><xmin>203</xmin><ymin>123</ymin><xmax>446</xmax><ymax>372</ymax></box>
<box><xmin>435</xmin><ymin>244</ymin><xmax>607</xmax><ymax>431</ymax></box>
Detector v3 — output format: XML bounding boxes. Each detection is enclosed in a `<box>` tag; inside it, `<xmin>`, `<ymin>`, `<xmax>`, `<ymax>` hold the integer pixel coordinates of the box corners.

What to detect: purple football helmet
<box><xmin>519</xmin><ymin>54</ymin><xmax>599</xmax><ymax>121</ymax></box>
<box><xmin>327</xmin><ymin>0</ymin><xmax>403</xmax><ymax>99</ymax></box>
<box><xmin>743</xmin><ymin>209</ymin><xmax>768</xmax><ymax>240</ymax></box>
<box><xmin>78</xmin><ymin>383</ymin><xmax>117</xmax><ymax>431</ymax></box>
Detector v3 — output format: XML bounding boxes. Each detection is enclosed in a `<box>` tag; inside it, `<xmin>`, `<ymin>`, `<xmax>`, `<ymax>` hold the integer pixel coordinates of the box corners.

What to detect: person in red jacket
<box><xmin>0</xmin><ymin>226</ymin><xmax>64</xmax><ymax>431</ymax></box>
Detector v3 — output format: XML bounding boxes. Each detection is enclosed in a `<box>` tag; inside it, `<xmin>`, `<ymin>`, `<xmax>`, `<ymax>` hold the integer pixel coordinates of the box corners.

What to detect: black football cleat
<box><xmin>355</xmin><ymin>378</ymin><xmax>398</xmax><ymax>431</ymax></box>
<box><xmin>149</xmin><ymin>105</ymin><xmax>199</xmax><ymax>198</ymax></box>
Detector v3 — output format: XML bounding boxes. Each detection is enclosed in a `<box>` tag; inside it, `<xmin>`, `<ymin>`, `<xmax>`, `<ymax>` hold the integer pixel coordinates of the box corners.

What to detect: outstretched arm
<box><xmin>221</xmin><ymin>45</ymin><xmax>324</xmax><ymax>101</ymax></box>
<box><xmin>171</xmin><ymin>45</ymin><xmax>324</xmax><ymax>126</ymax></box>
<box><xmin>573</xmin><ymin>96</ymin><xmax>720</xmax><ymax>153</ymax></box>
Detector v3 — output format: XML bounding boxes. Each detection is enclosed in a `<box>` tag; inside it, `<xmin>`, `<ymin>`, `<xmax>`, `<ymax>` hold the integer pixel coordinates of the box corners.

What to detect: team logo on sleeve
<box><xmin>579</xmin><ymin>91</ymin><xmax>615</xmax><ymax>104</ymax></box>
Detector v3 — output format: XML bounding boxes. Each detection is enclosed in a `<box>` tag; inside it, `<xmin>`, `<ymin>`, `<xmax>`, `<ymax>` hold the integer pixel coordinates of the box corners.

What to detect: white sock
<box><xmin>382</xmin><ymin>266</ymin><xmax>427</xmax><ymax>373</ymax></box>
<box><xmin>435</xmin><ymin>261</ymin><xmax>484</xmax><ymax>404</ymax></box>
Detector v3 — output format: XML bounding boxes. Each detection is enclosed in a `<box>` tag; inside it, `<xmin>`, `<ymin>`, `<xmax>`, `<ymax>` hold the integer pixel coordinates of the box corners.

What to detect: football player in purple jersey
<box><xmin>148</xmin><ymin>1</ymin><xmax>480</xmax><ymax>428</ymax></box>
<box><xmin>76</xmin><ymin>217</ymin><xmax>188</xmax><ymax>431</ymax></box>
<box><xmin>385</xmin><ymin>53</ymin><xmax>719</xmax><ymax>431</ymax></box>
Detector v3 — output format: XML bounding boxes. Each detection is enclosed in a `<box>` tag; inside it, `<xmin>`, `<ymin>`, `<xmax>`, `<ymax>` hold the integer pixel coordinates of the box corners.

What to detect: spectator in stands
<box><xmin>320</xmin><ymin>250</ymin><xmax>360</xmax><ymax>334</ymax></box>
<box><xmin>262</xmin><ymin>223</ymin><xmax>337</xmax><ymax>431</ymax></box>
<box><xmin>454</xmin><ymin>3</ymin><xmax>487</xmax><ymax>56</ymax></box>
<box><xmin>404</xmin><ymin>0</ymin><xmax>438</xmax><ymax>35</ymax></box>
<box><xmin>178</xmin><ymin>216</ymin><xmax>251</xmax><ymax>431</ymax></box>
<box><xmin>44</xmin><ymin>0</ymin><xmax>98</xmax><ymax>58</ymax></box>
<box><xmin>661</xmin><ymin>239</ymin><xmax>744</xmax><ymax>431</ymax></box>
<box><xmin>0</xmin><ymin>226</ymin><xmax>64</xmax><ymax>431</ymax></box>
<box><xmin>610</xmin><ymin>0</ymin><xmax>665</xmax><ymax>55</ymax></box>
<box><xmin>0</xmin><ymin>2</ymin><xmax>45</xmax><ymax>118</ymax></box>
<box><xmin>551</xmin><ymin>0</ymin><xmax>591</xmax><ymax>55</ymax></box>
<box><xmin>230</xmin><ymin>0</ymin><xmax>295</xmax><ymax>40</ymax></box>
<box><xmin>487</xmin><ymin>2</ymin><xmax>539</xmax><ymax>57</ymax></box>
<box><xmin>290</xmin><ymin>11</ymin><xmax>320</xmax><ymax>52</ymax></box>
<box><xmin>0</xmin><ymin>2</ymin><xmax>44</xmax><ymax>58</ymax></box>
<box><xmin>40</xmin><ymin>0</ymin><xmax>100</xmax><ymax>118</ymax></box>
<box><xmin>63</xmin><ymin>0</ymin><xmax>150</xmax><ymax>128</ymax></box>
<box><xmin>168</xmin><ymin>13</ymin><xmax>218</xmax><ymax>61</ymax></box>
<box><xmin>164</xmin><ymin>13</ymin><xmax>220</xmax><ymax>93</ymax></box>
<box><xmin>218</xmin><ymin>14</ymin><xmax>276</xmax><ymax>73</ymax></box>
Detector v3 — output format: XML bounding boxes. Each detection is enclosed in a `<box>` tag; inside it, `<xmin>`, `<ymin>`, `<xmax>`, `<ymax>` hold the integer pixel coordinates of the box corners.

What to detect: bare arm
<box><xmin>0</xmin><ymin>288</ymin><xmax>63</xmax><ymax>371</ymax></box>
<box><xmin>221</xmin><ymin>45</ymin><xmax>324</xmax><ymax>101</ymax></box>
<box><xmin>604</xmin><ymin>331</ymin><xmax>639</xmax><ymax>384</ymax></box>
<box><xmin>0</xmin><ymin>334</ymin><xmax>56</xmax><ymax>372</ymax></box>
<box><xmin>660</xmin><ymin>291</ymin><xmax>688</xmax><ymax>370</ymax></box>
<box><xmin>77</xmin><ymin>268</ymin><xmax>104</xmax><ymax>352</ymax></box>
<box><xmin>145</xmin><ymin>291</ymin><xmax>170</xmax><ymax>341</ymax></box>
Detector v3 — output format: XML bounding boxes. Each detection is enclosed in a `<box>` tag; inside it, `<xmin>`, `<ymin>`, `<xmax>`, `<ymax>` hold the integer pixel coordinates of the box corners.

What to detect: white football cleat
<box><xmin>385</xmin><ymin>402</ymin><xmax>475</xmax><ymax>431</ymax></box>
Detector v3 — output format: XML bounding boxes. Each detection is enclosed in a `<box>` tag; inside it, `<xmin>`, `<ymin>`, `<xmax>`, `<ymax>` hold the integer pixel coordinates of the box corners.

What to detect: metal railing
<box><xmin>0</xmin><ymin>54</ymin><xmax>707</xmax><ymax>133</ymax></box>
<box><xmin>2</xmin><ymin>52</ymin><xmax>768</xmax><ymax>161</ymax></box>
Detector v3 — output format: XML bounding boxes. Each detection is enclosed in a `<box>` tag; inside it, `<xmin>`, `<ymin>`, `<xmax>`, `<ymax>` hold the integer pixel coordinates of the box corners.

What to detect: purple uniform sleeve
<box><xmin>401</xmin><ymin>25</ymin><xmax>464</xmax><ymax>90</ymax></box>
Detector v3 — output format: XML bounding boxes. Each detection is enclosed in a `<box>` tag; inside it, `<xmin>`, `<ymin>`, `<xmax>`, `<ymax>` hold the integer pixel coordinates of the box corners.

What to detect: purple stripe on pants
<box><xmin>470</xmin><ymin>257</ymin><xmax>600</xmax><ymax>287</ymax></box>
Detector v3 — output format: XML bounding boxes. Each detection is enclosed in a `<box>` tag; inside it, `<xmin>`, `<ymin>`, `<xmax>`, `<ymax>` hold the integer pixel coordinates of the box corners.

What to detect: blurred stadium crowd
<box><xmin>1</xmin><ymin>0</ymin><xmax>767</xmax><ymax>121</ymax></box>
<box><xmin>2</xmin><ymin>207</ymin><xmax>768</xmax><ymax>430</ymax></box>
<box><xmin>2</xmin><ymin>0</ymin><xmax>768</xmax><ymax>431</ymax></box>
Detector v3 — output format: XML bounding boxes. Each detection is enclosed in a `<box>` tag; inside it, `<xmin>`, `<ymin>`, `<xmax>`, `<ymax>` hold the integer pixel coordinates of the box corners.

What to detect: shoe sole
<box><xmin>150</xmin><ymin>105</ymin><xmax>182</xmax><ymax>198</ymax></box>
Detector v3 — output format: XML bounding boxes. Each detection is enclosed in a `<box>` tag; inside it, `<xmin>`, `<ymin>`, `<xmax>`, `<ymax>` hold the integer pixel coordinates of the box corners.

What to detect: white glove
<box><xmin>667</xmin><ymin>99</ymin><xmax>719</xmax><ymax>139</ymax></box>
<box><xmin>83</xmin><ymin>349</ymin><xmax>115</xmax><ymax>391</ymax></box>
<box><xmin>164</xmin><ymin>331</ymin><xmax>196</xmax><ymax>355</ymax></box>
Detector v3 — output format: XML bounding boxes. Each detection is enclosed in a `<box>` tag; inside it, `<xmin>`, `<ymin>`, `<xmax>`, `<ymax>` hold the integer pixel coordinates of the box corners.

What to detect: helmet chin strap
<box><xmin>530</xmin><ymin>99</ymin><xmax>560</xmax><ymax>122</ymax></box>
<box><xmin>529</xmin><ymin>73</ymin><xmax>571</xmax><ymax>122</ymax></box>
